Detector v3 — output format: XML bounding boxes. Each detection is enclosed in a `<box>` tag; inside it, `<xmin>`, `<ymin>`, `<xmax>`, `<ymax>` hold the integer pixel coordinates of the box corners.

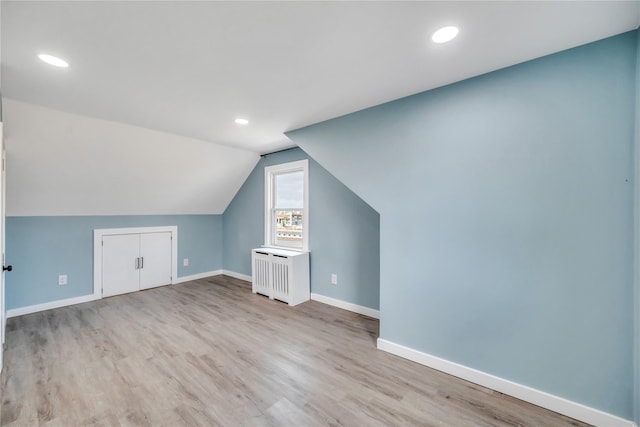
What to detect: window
<box><xmin>265</xmin><ymin>159</ymin><xmax>308</xmax><ymax>251</ymax></box>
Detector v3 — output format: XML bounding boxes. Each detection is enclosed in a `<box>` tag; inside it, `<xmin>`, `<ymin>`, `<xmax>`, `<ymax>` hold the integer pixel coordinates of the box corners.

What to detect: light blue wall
<box><xmin>223</xmin><ymin>147</ymin><xmax>380</xmax><ymax>310</ymax></box>
<box><xmin>6</xmin><ymin>215</ymin><xmax>223</xmax><ymax>309</ymax></box>
<box><xmin>288</xmin><ymin>31</ymin><xmax>638</xmax><ymax>420</ymax></box>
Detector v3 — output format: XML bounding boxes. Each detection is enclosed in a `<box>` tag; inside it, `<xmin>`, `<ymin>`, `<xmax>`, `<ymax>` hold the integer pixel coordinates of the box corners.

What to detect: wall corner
<box><xmin>633</xmin><ymin>27</ymin><xmax>640</xmax><ymax>426</ymax></box>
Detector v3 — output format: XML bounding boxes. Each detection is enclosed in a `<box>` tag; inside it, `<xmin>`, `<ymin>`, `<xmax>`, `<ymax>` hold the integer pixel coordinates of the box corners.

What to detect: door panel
<box><xmin>102</xmin><ymin>234</ymin><xmax>140</xmax><ymax>297</ymax></box>
<box><xmin>139</xmin><ymin>232</ymin><xmax>172</xmax><ymax>290</ymax></box>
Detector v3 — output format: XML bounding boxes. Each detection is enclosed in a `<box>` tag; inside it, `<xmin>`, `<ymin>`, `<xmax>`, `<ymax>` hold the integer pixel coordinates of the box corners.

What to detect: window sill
<box><xmin>261</xmin><ymin>244</ymin><xmax>308</xmax><ymax>254</ymax></box>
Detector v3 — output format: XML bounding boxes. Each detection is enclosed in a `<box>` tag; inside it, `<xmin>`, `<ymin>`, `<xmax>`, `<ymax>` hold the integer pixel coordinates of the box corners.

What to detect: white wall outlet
<box><xmin>58</xmin><ymin>274</ymin><xmax>67</xmax><ymax>286</ymax></box>
<box><xmin>331</xmin><ymin>273</ymin><xmax>337</xmax><ymax>285</ymax></box>
<box><xmin>183</xmin><ymin>258</ymin><xmax>189</xmax><ymax>267</ymax></box>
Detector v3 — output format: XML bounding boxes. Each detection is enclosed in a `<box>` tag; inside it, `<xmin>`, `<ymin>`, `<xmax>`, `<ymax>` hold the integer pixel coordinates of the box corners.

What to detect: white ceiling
<box><xmin>2</xmin><ymin>1</ymin><xmax>639</xmax><ymax>154</ymax></box>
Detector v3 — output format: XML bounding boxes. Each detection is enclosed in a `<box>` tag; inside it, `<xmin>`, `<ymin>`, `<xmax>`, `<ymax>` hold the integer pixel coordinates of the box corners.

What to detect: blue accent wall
<box><xmin>287</xmin><ymin>31</ymin><xmax>638</xmax><ymax>420</ymax></box>
<box><xmin>223</xmin><ymin>147</ymin><xmax>380</xmax><ymax>310</ymax></box>
<box><xmin>6</xmin><ymin>215</ymin><xmax>222</xmax><ymax>309</ymax></box>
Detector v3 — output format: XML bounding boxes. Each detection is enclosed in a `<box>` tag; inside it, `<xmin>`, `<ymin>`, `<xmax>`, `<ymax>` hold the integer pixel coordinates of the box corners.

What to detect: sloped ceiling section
<box><xmin>4</xmin><ymin>99</ymin><xmax>259</xmax><ymax>216</ymax></box>
<box><xmin>2</xmin><ymin>1</ymin><xmax>639</xmax><ymax>153</ymax></box>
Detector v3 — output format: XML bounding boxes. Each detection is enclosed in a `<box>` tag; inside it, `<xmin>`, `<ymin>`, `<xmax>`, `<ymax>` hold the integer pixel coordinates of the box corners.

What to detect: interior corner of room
<box><xmin>0</xmin><ymin>2</ymin><xmax>639</xmax><ymax>426</ymax></box>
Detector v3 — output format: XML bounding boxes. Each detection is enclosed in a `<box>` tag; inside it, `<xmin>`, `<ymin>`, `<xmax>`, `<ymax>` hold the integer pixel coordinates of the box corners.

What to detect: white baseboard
<box><xmin>7</xmin><ymin>293</ymin><xmax>100</xmax><ymax>318</ymax></box>
<box><xmin>7</xmin><ymin>270</ymin><xmax>230</xmax><ymax>318</ymax></box>
<box><xmin>377</xmin><ymin>338</ymin><xmax>635</xmax><ymax>427</ymax></box>
<box><xmin>173</xmin><ymin>270</ymin><xmax>222</xmax><ymax>284</ymax></box>
<box><xmin>222</xmin><ymin>270</ymin><xmax>252</xmax><ymax>282</ymax></box>
<box><xmin>310</xmin><ymin>293</ymin><xmax>380</xmax><ymax>319</ymax></box>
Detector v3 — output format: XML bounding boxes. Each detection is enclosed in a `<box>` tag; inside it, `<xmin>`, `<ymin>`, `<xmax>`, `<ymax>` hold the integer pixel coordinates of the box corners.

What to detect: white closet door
<box><xmin>102</xmin><ymin>234</ymin><xmax>140</xmax><ymax>297</ymax></box>
<box><xmin>139</xmin><ymin>232</ymin><xmax>172</xmax><ymax>290</ymax></box>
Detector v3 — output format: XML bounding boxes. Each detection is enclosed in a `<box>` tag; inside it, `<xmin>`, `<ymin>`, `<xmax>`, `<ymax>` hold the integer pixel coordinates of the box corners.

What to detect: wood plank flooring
<box><xmin>1</xmin><ymin>276</ymin><xmax>589</xmax><ymax>426</ymax></box>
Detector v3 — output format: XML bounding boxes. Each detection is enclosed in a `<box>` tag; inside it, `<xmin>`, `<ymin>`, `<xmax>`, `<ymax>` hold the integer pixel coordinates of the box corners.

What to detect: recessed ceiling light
<box><xmin>235</xmin><ymin>118</ymin><xmax>249</xmax><ymax>125</ymax></box>
<box><xmin>38</xmin><ymin>54</ymin><xmax>69</xmax><ymax>68</ymax></box>
<box><xmin>431</xmin><ymin>26</ymin><xmax>459</xmax><ymax>44</ymax></box>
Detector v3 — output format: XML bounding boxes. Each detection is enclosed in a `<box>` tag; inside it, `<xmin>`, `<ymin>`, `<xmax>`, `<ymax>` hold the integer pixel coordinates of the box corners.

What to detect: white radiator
<box><xmin>253</xmin><ymin>256</ymin><xmax>271</xmax><ymax>296</ymax></box>
<box><xmin>251</xmin><ymin>248</ymin><xmax>310</xmax><ymax>306</ymax></box>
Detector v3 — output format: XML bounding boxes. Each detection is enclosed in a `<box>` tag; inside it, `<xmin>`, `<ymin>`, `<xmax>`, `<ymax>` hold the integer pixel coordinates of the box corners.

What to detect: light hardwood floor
<box><xmin>1</xmin><ymin>275</ymin><xmax>589</xmax><ymax>426</ymax></box>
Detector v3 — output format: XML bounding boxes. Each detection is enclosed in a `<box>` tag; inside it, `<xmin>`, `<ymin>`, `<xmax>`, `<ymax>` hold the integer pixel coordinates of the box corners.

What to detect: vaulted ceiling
<box><xmin>2</xmin><ymin>1</ymin><xmax>639</xmax><ymax>154</ymax></box>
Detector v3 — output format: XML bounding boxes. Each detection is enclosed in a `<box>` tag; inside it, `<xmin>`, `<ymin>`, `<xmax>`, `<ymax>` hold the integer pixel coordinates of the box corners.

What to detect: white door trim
<box><xmin>93</xmin><ymin>226</ymin><xmax>178</xmax><ymax>298</ymax></box>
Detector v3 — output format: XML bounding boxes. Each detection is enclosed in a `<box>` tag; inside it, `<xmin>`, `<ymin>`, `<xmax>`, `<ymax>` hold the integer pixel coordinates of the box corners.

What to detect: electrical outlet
<box><xmin>331</xmin><ymin>274</ymin><xmax>337</xmax><ymax>285</ymax></box>
<box><xmin>58</xmin><ymin>274</ymin><xmax>67</xmax><ymax>286</ymax></box>
<box><xmin>183</xmin><ymin>258</ymin><xmax>189</xmax><ymax>267</ymax></box>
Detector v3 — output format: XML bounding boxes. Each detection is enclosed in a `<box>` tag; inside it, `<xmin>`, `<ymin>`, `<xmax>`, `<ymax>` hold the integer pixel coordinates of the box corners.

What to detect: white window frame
<box><xmin>264</xmin><ymin>159</ymin><xmax>309</xmax><ymax>252</ymax></box>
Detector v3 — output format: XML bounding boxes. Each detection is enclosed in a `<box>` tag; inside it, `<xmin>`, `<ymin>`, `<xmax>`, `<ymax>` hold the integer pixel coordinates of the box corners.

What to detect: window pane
<box><xmin>275</xmin><ymin>171</ymin><xmax>304</xmax><ymax>208</ymax></box>
<box><xmin>274</xmin><ymin>209</ymin><xmax>303</xmax><ymax>248</ymax></box>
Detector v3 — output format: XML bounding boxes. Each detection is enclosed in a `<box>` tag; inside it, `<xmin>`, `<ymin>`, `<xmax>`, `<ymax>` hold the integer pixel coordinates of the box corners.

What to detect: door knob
<box><xmin>3</xmin><ymin>265</ymin><xmax>12</xmax><ymax>272</ymax></box>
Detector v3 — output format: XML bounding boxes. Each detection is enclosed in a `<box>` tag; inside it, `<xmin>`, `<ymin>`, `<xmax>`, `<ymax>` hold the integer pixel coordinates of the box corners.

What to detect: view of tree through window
<box><xmin>274</xmin><ymin>171</ymin><xmax>304</xmax><ymax>247</ymax></box>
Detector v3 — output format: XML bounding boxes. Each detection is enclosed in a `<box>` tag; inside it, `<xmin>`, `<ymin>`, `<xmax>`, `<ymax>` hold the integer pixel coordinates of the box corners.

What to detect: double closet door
<box><xmin>102</xmin><ymin>232</ymin><xmax>172</xmax><ymax>297</ymax></box>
